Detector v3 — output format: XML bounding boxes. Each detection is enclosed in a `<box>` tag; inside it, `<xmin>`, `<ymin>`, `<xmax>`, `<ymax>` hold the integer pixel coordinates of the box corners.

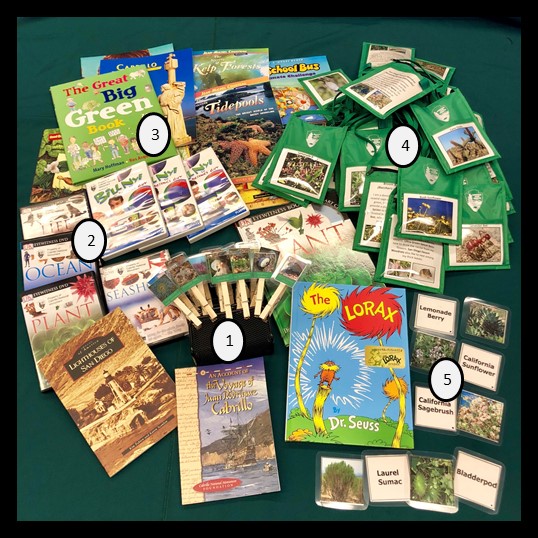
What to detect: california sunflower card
<box><xmin>285</xmin><ymin>283</ymin><xmax>414</xmax><ymax>448</ymax></box>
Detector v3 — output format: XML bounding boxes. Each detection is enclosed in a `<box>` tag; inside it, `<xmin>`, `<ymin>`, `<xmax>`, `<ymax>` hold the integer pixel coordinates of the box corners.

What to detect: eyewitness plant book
<box><xmin>50</xmin><ymin>66</ymin><xmax>177</xmax><ymax>185</ymax></box>
<box><xmin>285</xmin><ymin>282</ymin><xmax>414</xmax><ymax>449</ymax></box>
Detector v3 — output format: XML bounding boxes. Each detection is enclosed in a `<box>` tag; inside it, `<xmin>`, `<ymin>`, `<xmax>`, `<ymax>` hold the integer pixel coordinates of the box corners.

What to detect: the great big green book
<box><xmin>285</xmin><ymin>282</ymin><xmax>414</xmax><ymax>449</ymax></box>
<box><xmin>50</xmin><ymin>66</ymin><xmax>177</xmax><ymax>185</ymax></box>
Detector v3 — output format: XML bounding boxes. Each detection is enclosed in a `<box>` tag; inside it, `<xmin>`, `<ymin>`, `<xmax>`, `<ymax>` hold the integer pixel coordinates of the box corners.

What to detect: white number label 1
<box><xmin>212</xmin><ymin>320</ymin><xmax>244</xmax><ymax>362</ymax></box>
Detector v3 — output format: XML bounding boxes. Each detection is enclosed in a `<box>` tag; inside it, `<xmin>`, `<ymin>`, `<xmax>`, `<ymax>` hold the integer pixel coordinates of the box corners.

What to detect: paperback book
<box><xmin>20</xmin><ymin>272</ymin><xmax>106</xmax><ymax>391</ymax></box>
<box><xmin>175</xmin><ymin>357</ymin><xmax>280</xmax><ymax>504</ymax></box>
<box><xmin>30</xmin><ymin>128</ymin><xmax>84</xmax><ymax>204</ymax></box>
<box><xmin>269</xmin><ymin>56</ymin><xmax>331</xmax><ymax>125</ymax></box>
<box><xmin>50</xmin><ymin>65</ymin><xmax>177</xmax><ymax>184</ymax></box>
<box><xmin>38</xmin><ymin>308</ymin><xmax>177</xmax><ymax>477</ymax></box>
<box><xmin>183</xmin><ymin>148</ymin><xmax>249</xmax><ymax>243</ymax></box>
<box><xmin>99</xmin><ymin>48</ymin><xmax>197</xmax><ymax>147</ymax></box>
<box><xmin>99</xmin><ymin>250</ymin><xmax>188</xmax><ymax>346</ymax></box>
<box><xmin>21</xmin><ymin>233</ymin><xmax>96</xmax><ymax>291</ymax></box>
<box><xmin>86</xmin><ymin>162</ymin><xmax>167</xmax><ymax>260</ymax></box>
<box><xmin>285</xmin><ymin>282</ymin><xmax>414</xmax><ymax>449</ymax></box>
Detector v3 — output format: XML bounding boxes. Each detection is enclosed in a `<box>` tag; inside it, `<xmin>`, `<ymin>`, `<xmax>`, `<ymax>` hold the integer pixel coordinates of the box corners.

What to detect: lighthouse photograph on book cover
<box><xmin>285</xmin><ymin>283</ymin><xmax>414</xmax><ymax>448</ymax></box>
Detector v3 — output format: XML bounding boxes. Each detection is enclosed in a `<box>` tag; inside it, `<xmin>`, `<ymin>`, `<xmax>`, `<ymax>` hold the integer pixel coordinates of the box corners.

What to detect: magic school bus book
<box><xmin>285</xmin><ymin>282</ymin><xmax>414</xmax><ymax>449</ymax></box>
<box><xmin>50</xmin><ymin>66</ymin><xmax>176</xmax><ymax>185</ymax></box>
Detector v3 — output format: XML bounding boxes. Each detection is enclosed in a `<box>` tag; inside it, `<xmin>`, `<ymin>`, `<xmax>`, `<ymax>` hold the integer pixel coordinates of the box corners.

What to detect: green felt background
<box><xmin>17</xmin><ymin>17</ymin><xmax>521</xmax><ymax>521</ymax></box>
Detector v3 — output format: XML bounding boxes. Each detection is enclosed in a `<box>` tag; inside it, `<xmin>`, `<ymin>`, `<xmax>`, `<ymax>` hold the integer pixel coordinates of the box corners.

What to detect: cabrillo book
<box><xmin>175</xmin><ymin>357</ymin><xmax>280</xmax><ymax>505</ymax></box>
<box><xmin>50</xmin><ymin>65</ymin><xmax>177</xmax><ymax>185</ymax></box>
<box><xmin>30</xmin><ymin>128</ymin><xmax>84</xmax><ymax>204</ymax></box>
<box><xmin>86</xmin><ymin>162</ymin><xmax>167</xmax><ymax>260</ymax></box>
<box><xmin>21</xmin><ymin>272</ymin><xmax>106</xmax><ymax>392</ymax></box>
<box><xmin>21</xmin><ymin>233</ymin><xmax>96</xmax><ymax>291</ymax></box>
<box><xmin>99</xmin><ymin>48</ymin><xmax>197</xmax><ymax>147</ymax></box>
<box><xmin>38</xmin><ymin>308</ymin><xmax>178</xmax><ymax>477</ymax></box>
<box><xmin>99</xmin><ymin>250</ymin><xmax>188</xmax><ymax>346</ymax></box>
<box><xmin>285</xmin><ymin>282</ymin><xmax>414</xmax><ymax>449</ymax></box>
<box><xmin>269</xmin><ymin>56</ymin><xmax>330</xmax><ymax>125</ymax></box>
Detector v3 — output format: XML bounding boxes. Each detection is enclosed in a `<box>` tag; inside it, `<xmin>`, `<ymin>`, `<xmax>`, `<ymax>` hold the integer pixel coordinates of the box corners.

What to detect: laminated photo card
<box><xmin>396</xmin><ymin>157</ymin><xmax>463</xmax><ymax>245</ymax></box>
<box><xmin>353</xmin><ymin>170</ymin><xmax>397</xmax><ymax>252</ymax></box>
<box><xmin>315</xmin><ymin>453</ymin><xmax>368</xmax><ymax>511</ymax></box>
<box><xmin>375</xmin><ymin>199</ymin><xmax>446</xmax><ymax>293</ymax></box>
<box><xmin>299</xmin><ymin>69</ymin><xmax>351</xmax><ymax>109</ymax></box>
<box><xmin>410</xmin><ymin>292</ymin><xmax>459</xmax><ymax>337</ymax></box>
<box><xmin>358</xmin><ymin>42</ymin><xmax>415</xmax><ymax>75</ymax></box>
<box><xmin>460</xmin><ymin>297</ymin><xmax>511</xmax><ymax>348</ymax></box>
<box><xmin>341</xmin><ymin>62</ymin><xmax>442</xmax><ymax>119</ymax></box>
<box><xmin>410</xmin><ymin>331</ymin><xmax>457</xmax><ymax>373</ymax></box>
<box><xmin>457</xmin><ymin>341</ymin><xmax>504</xmax><ymax>392</ymax></box>
<box><xmin>453</xmin><ymin>448</ymin><xmax>505</xmax><ymax>514</ymax></box>
<box><xmin>413</xmin><ymin>383</ymin><xmax>457</xmax><ymax>434</ymax></box>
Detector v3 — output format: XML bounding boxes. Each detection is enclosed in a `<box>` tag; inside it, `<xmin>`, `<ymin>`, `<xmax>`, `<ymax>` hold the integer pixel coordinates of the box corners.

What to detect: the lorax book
<box><xmin>39</xmin><ymin>308</ymin><xmax>177</xmax><ymax>477</ymax></box>
<box><xmin>285</xmin><ymin>283</ymin><xmax>414</xmax><ymax>449</ymax></box>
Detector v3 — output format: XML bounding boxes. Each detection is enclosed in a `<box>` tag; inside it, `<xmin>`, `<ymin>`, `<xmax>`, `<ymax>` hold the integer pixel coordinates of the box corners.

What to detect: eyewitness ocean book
<box><xmin>21</xmin><ymin>233</ymin><xmax>96</xmax><ymax>291</ymax></box>
<box><xmin>285</xmin><ymin>282</ymin><xmax>414</xmax><ymax>449</ymax></box>
<box><xmin>50</xmin><ymin>66</ymin><xmax>176</xmax><ymax>184</ymax></box>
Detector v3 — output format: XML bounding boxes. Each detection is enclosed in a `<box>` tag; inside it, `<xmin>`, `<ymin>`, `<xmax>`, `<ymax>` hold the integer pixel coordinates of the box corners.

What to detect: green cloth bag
<box><xmin>253</xmin><ymin>113</ymin><xmax>347</xmax><ymax>205</ymax></box>
<box><xmin>341</xmin><ymin>61</ymin><xmax>442</xmax><ymax>119</ymax></box>
<box><xmin>411</xmin><ymin>89</ymin><xmax>500</xmax><ymax>174</ymax></box>
<box><xmin>337</xmin><ymin>126</ymin><xmax>396</xmax><ymax>212</ymax></box>
<box><xmin>375</xmin><ymin>190</ymin><xmax>446</xmax><ymax>293</ymax></box>
<box><xmin>414</xmin><ymin>57</ymin><xmax>455</xmax><ymax>93</ymax></box>
<box><xmin>298</xmin><ymin>69</ymin><xmax>351</xmax><ymax>110</ymax></box>
<box><xmin>395</xmin><ymin>156</ymin><xmax>463</xmax><ymax>245</ymax></box>
<box><xmin>353</xmin><ymin>169</ymin><xmax>397</xmax><ymax>252</ymax></box>
<box><xmin>444</xmin><ymin>164</ymin><xmax>510</xmax><ymax>271</ymax></box>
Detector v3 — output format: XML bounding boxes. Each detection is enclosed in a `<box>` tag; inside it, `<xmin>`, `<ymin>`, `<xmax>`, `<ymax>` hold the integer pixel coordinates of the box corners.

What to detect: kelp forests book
<box><xmin>175</xmin><ymin>357</ymin><xmax>280</xmax><ymax>504</ymax></box>
<box><xmin>39</xmin><ymin>308</ymin><xmax>177</xmax><ymax>477</ymax></box>
<box><xmin>285</xmin><ymin>283</ymin><xmax>414</xmax><ymax>449</ymax></box>
<box><xmin>50</xmin><ymin>66</ymin><xmax>177</xmax><ymax>184</ymax></box>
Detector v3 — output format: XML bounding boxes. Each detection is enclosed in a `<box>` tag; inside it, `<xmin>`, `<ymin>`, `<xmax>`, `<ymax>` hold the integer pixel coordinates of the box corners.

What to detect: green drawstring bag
<box><xmin>444</xmin><ymin>164</ymin><xmax>510</xmax><ymax>271</ymax></box>
<box><xmin>411</xmin><ymin>89</ymin><xmax>500</xmax><ymax>174</ymax></box>
<box><xmin>358</xmin><ymin>42</ymin><xmax>415</xmax><ymax>76</ymax></box>
<box><xmin>395</xmin><ymin>156</ymin><xmax>463</xmax><ymax>245</ymax></box>
<box><xmin>485</xmin><ymin>161</ymin><xmax>516</xmax><ymax>216</ymax></box>
<box><xmin>375</xmin><ymin>190</ymin><xmax>446</xmax><ymax>293</ymax></box>
<box><xmin>340</xmin><ymin>61</ymin><xmax>442</xmax><ymax>119</ymax></box>
<box><xmin>298</xmin><ymin>69</ymin><xmax>351</xmax><ymax>110</ymax></box>
<box><xmin>253</xmin><ymin>112</ymin><xmax>347</xmax><ymax>205</ymax></box>
<box><xmin>337</xmin><ymin>126</ymin><xmax>396</xmax><ymax>212</ymax></box>
<box><xmin>353</xmin><ymin>169</ymin><xmax>397</xmax><ymax>252</ymax></box>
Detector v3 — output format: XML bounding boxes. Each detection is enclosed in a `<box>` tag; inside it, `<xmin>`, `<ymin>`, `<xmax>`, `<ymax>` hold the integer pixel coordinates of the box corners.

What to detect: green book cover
<box><xmin>50</xmin><ymin>66</ymin><xmax>177</xmax><ymax>185</ymax></box>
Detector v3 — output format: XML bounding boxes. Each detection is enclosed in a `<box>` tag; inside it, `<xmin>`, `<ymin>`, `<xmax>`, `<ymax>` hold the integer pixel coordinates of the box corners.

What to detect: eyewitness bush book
<box><xmin>20</xmin><ymin>272</ymin><xmax>106</xmax><ymax>392</ymax></box>
<box><xmin>30</xmin><ymin>128</ymin><xmax>84</xmax><ymax>204</ymax></box>
<box><xmin>38</xmin><ymin>308</ymin><xmax>177</xmax><ymax>477</ymax></box>
<box><xmin>99</xmin><ymin>250</ymin><xmax>188</xmax><ymax>346</ymax></box>
<box><xmin>285</xmin><ymin>282</ymin><xmax>414</xmax><ymax>449</ymax></box>
<box><xmin>269</xmin><ymin>56</ymin><xmax>330</xmax><ymax>125</ymax></box>
<box><xmin>86</xmin><ymin>162</ymin><xmax>167</xmax><ymax>260</ymax></box>
<box><xmin>21</xmin><ymin>233</ymin><xmax>96</xmax><ymax>291</ymax></box>
<box><xmin>50</xmin><ymin>66</ymin><xmax>177</xmax><ymax>184</ymax></box>
<box><xmin>175</xmin><ymin>357</ymin><xmax>280</xmax><ymax>505</ymax></box>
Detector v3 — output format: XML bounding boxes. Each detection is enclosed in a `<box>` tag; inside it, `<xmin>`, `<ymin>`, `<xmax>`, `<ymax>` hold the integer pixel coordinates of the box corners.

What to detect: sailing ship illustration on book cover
<box><xmin>285</xmin><ymin>282</ymin><xmax>414</xmax><ymax>449</ymax></box>
<box><xmin>175</xmin><ymin>357</ymin><xmax>280</xmax><ymax>505</ymax></box>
